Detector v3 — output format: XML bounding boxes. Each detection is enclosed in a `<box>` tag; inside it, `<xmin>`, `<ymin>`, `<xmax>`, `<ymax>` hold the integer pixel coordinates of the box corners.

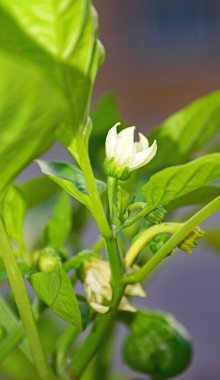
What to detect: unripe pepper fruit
<box><xmin>123</xmin><ymin>310</ymin><xmax>192</xmax><ymax>379</ymax></box>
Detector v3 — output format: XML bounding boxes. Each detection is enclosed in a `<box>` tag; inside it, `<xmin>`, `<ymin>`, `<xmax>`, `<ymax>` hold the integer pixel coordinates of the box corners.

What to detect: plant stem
<box><xmin>124</xmin><ymin>196</ymin><xmax>220</xmax><ymax>284</ymax></box>
<box><xmin>0</xmin><ymin>219</ymin><xmax>56</xmax><ymax>380</ymax></box>
<box><xmin>105</xmin><ymin>237</ymin><xmax>124</xmax><ymax>286</ymax></box>
<box><xmin>107</xmin><ymin>176</ymin><xmax>117</xmax><ymax>225</ymax></box>
<box><xmin>69</xmin><ymin>134</ymin><xmax>124</xmax><ymax>284</ymax></box>
<box><xmin>122</xmin><ymin>204</ymin><xmax>153</xmax><ymax>230</ymax></box>
<box><xmin>70</xmin><ymin>284</ymin><xmax>125</xmax><ymax>379</ymax></box>
<box><xmin>55</xmin><ymin>325</ymin><xmax>79</xmax><ymax>375</ymax></box>
<box><xmin>125</xmin><ymin>223</ymin><xmax>181</xmax><ymax>267</ymax></box>
<box><xmin>68</xmin><ymin>135</ymin><xmax>111</xmax><ymax>239</ymax></box>
<box><xmin>0</xmin><ymin>325</ymin><xmax>24</xmax><ymax>362</ymax></box>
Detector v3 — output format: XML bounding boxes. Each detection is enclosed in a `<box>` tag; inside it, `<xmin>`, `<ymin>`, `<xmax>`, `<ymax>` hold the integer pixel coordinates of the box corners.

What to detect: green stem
<box><xmin>70</xmin><ymin>284</ymin><xmax>125</xmax><ymax>379</ymax></box>
<box><xmin>55</xmin><ymin>325</ymin><xmax>78</xmax><ymax>375</ymax></box>
<box><xmin>122</xmin><ymin>204</ymin><xmax>153</xmax><ymax>230</ymax></box>
<box><xmin>68</xmin><ymin>135</ymin><xmax>111</xmax><ymax>239</ymax></box>
<box><xmin>0</xmin><ymin>297</ymin><xmax>31</xmax><ymax>361</ymax></box>
<box><xmin>105</xmin><ymin>237</ymin><xmax>124</xmax><ymax>287</ymax></box>
<box><xmin>0</xmin><ymin>219</ymin><xmax>56</xmax><ymax>380</ymax></box>
<box><xmin>0</xmin><ymin>325</ymin><xmax>24</xmax><ymax>362</ymax></box>
<box><xmin>107</xmin><ymin>176</ymin><xmax>117</xmax><ymax>225</ymax></box>
<box><xmin>125</xmin><ymin>223</ymin><xmax>181</xmax><ymax>267</ymax></box>
<box><xmin>69</xmin><ymin>134</ymin><xmax>124</xmax><ymax>284</ymax></box>
<box><xmin>124</xmin><ymin>196</ymin><xmax>220</xmax><ymax>284</ymax></box>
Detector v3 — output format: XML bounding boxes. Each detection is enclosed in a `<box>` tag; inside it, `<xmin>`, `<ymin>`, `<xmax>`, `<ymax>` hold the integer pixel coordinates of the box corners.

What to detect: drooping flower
<box><xmin>104</xmin><ymin>123</ymin><xmax>157</xmax><ymax>180</ymax></box>
<box><xmin>178</xmin><ymin>226</ymin><xmax>204</xmax><ymax>254</ymax></box>
<box><xmin>83</xmin><ymin>258</ymin><xmax>146</xmax><ymax>314</ymax></box>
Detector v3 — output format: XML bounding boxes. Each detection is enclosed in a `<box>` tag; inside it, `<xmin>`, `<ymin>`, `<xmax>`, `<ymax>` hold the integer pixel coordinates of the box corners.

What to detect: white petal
<box><xmin>90</xmin><ymin>302</ymin><xmax>110</xmax><ymax>314</ymax></box>
<box><xmin>134</xmin><ymin>133</ymin><xmax>149</xmax><ymax>153</ymax></box>
<box><xmin>129</xmin><ymin>140</ymin><xmax>157</xmax><ymax>170</ymax></box>
<box><xmin>115</xmin><ymin>126</ymin><xmax>135</xmax><ymax>166</ymax></box>
<box><xmin>118</xmin><ymin>297</ymin><xmax>137</xmax><ymax>312</ymax></box>
<box><xmin>105</xmin><ymin>123</ymin><xmax>120</xmax><ymax>159</ymax></box>
<box><xmin>125</xmin><ymin>283</ymin><xmax>147</xmax><ymax>298</ymax></box>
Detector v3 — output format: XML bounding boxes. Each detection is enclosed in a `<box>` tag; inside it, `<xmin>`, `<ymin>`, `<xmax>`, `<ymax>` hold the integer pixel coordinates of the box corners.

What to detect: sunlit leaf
<box><xmin>147</xmin><ymin>91</ymin><xmax>220</xmax><ymax>171</ymax></box>
<box><xmin>0</xmin><ymin>0</ymin><xmax>102</xmax><ymax>195</ymax></box>
<box><xmin>142</xmin><ymin>154</ymin><xmax>220</xmax><ymax>209</ymax></box>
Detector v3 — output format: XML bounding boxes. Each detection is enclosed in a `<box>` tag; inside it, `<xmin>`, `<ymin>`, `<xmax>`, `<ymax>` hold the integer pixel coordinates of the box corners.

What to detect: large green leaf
<box><xmin>31</xmin><ymin>265</ymin><xmax>82</xmax><ymax>328</ymax></box>
<box><xmin>147</xmin><ymin>91</ymin><xmax>220</xmax><ymax>171</ymax></box>
<box><xmin>37</xmin><ymin>160</ymin><xmax>106</xmax><ymax>207</ymax></box>
<box><xmin>0</xmin><ymin>0</ymin><xmax>102</xmax><ymax>195</ymax></box>
<box><xmin>142</xmin><ymin>154</ymin><xmax>220</xmax><ymax>210</ymax></box>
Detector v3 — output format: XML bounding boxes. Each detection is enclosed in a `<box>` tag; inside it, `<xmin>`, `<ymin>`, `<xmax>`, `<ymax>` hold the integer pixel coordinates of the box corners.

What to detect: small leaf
<box><xmin>30</xmin><ymin>265</ymin><xmax>82</xmax><ymax>329</ymax></box>
<box><xmin>142</xmin><ymin>154</ymin><xmax>220</xmax><ymax>210</ymax></box>
<box><xmin>44</xmin><ymin>192</ymin><xmax>72</xmax><ymax>249</ymax></box>
<box><xmin>37</xmin><ymin>160</ymin><xmax>106</xmax><ymax>208</ymax></box>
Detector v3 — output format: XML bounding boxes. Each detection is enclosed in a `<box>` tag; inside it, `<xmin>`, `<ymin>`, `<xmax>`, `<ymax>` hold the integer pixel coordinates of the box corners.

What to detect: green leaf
<box><xmin>37</xmin><ymin>160</ymin><xmax>106</xmax><ymax>207</ymax></box>
<box><xmin>1</xmin><ymin>186</ymin><xmax>26</xmax><ymax>254</ymax></box>
<box><xmin>20</xmin><ymin>176</ymin><xmax>59</xmax><ymax>209</ymax></box>
<box><xmin>44</xmin><ymin>192</ymin><xmax>72</xmax><ymax>249</ymax></box>
<box><xmin>166</xmin><ymin>185</ymin><xmax>220</xmax><ymax>210</ymax></box>
<box><xmin>76</xmin><ymin>295</ymin><xmax>92</xmax><ymax>330</ymax></box>
<box><xmin>30</xmin><ymin>265</ymin><xmax>82</xmax><ymax>329</ymax></box>
<box><xmin>142</xmin><ymin>154</ymin><xmax>220</xmax><ymax>210</ymax></box>
<box><xmin>147</xmin><ymin>91</ymin><xmax>220</xmax><ymax>170</ymax></box>
<box><xmin>0</xmin><ymin>1</ymin><xmax>102</xmax><ymax>195</ymax></box>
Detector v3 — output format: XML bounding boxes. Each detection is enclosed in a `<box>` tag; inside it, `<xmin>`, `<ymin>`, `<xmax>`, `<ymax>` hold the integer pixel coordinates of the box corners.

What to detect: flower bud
<box><xmin>104</xmin><ymin>123</ymin><xmax>157</xmax><ymax>180</ymax></box>
<box><xmin>145</xmin><ymin>205</ymin><xmax>167</xmax><ymax>225</ymax></box>
<box><xmin>38</xmin><ymin>247</ymin><xmax>60</xmax><ymax>273</ymax></box>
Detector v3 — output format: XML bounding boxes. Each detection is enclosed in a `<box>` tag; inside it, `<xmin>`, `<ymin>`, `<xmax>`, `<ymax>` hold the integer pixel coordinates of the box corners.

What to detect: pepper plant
<box><xmin>0</xmin><ymin>2</ymin><xmax>220</xmax><ymax>380</ymax></box>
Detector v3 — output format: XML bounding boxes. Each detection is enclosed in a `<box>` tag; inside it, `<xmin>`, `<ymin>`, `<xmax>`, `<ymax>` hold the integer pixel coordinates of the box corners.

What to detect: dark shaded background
<box><xmin>18</xmin><ymin>1</ymin><xmax>220</xmax><ymax>379</ymax></box>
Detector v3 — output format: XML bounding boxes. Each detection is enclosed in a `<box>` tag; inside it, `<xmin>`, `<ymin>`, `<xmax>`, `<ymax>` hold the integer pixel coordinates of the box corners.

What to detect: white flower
<box><xmin>104</xmin><ymin>123</ymin><xmax>157</xmax><ymax>179</ymax></box>
<box><xmin>83</xmin><ymin>258</ymin><xmax>146</xmax><ymax>314</ymax></box>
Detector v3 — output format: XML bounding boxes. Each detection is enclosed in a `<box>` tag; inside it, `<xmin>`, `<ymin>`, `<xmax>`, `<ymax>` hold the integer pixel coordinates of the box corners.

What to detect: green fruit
<box><xmin>123</xmin><ymin>311</ymin><xmax>192</xmax><ymax>379</ymax></box>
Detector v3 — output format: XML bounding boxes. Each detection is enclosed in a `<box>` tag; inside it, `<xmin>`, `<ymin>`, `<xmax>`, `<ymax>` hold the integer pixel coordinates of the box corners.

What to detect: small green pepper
<box><xmin>123</xmin><ymin>311</ymin><xmax>192</xmax><ymax>379</ymax></box>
